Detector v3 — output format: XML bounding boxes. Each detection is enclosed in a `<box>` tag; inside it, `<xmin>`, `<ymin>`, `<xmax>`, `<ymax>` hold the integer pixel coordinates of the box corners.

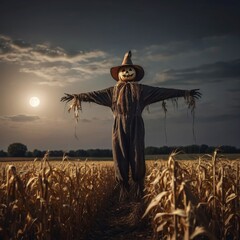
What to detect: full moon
<box><xmin>29</xmin><ymin>97</ymin><xmax>40</xmax><ymax>107</ymax></box>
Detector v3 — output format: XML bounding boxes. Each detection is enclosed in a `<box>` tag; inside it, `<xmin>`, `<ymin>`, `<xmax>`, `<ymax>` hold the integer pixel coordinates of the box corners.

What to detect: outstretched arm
<box><xmin>61</xmin><ymin>87</ymin><xmax>113</xmax><ymax>121</ymax></box>
<box><xmin>142</xmin><ymin>85</ymin><xmax>201</xmax><ymax>107</ymax></box>
<box><xmin>61</xmin><ymin>87</ymin><xmax>113</xmax><ymax>107</ymax></box>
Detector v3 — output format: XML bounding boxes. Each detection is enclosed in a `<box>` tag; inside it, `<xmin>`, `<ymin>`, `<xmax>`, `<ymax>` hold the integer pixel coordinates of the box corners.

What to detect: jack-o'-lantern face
<box><xmin>118</xmin><ymin>66</ymin><xmax>136</xmax><ymax>81</ymax></box>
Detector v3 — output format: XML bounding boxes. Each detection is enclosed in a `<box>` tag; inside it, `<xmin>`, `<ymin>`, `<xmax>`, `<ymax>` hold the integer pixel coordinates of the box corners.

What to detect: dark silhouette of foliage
<box><xmin>49</xmin><ymin>150</ymin><xmax>64</xmax><ymax>157</ymax></box>
<box><xmin>0</xmin><ymin>150</ymin><xmax>7</xmax><ymax>157</ymax></box>
<box><xmin>7</xmin><ymin>143</ymin><xmax>27</xmax><ymax>157</ymax></box>
<box><xmin>1</xmin><ymin>144</ymin><xmax>239</xmax><ymax>160</ymax></box>
<box><xmin>33</xmin><ymin>149</ymin><xmax>44</xmax><ymax>158</ymax></box>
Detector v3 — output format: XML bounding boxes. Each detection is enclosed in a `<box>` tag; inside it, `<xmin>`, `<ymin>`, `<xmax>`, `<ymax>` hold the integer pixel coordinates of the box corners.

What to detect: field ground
<box><xmin>85</xmin><ymin>188</ymin><xmax>153</xmax><ymax>240</ymax></box>
<box><xmin>1</xmin><ymin>153</ymin><xmax>240</xmax><ymax>162</ymax></box>
<box><xmin>0</xmin><ymin>152</ymin><xmax>239</xmax><ymax>239</ymax></box>
<box><xmin>0</xmin><ymin>159</ymin><xmax>152</xmax><ymax>239</ymax></box>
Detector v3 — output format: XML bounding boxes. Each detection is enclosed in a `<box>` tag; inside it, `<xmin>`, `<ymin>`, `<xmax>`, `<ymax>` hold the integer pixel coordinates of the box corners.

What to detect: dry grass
<box><xmin>0</xmin><ymin>152</ymin><xmax>115</xmax><ymax>240</ymax></box>
<box><xmin>1</xmin><ymin>151</ymin><xmax>239</xmax><ymax>239</ymax></box>
<box><xmin>143</xmin><ymin>150</ymin><xmax>240</xmax><ymax>239</ymax></box>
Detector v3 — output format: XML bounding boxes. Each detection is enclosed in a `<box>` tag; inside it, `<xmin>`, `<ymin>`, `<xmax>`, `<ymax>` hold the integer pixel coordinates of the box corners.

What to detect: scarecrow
<box><xmin>61</xmin><ymin>51</ymin><xmax>201</xmax><ymax>198</ymax></box>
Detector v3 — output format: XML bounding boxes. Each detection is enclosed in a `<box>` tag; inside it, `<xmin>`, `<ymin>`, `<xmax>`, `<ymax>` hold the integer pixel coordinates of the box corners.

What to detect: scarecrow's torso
<box><xmin>111</xmin><ymin>81</ymin><xmax>144</xmax><ymax>136</ymax></box>
<box><xmin>112</xmin><ymin>82</ymin><xmax>143</xmax><ymax>117</ymax></box>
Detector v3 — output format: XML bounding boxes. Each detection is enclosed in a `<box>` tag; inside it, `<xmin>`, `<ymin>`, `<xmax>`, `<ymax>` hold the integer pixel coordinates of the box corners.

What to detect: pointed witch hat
<box><xmin>110</xmin><ymin>51</ymin><xmax>144</xmax><ymax>81</ymax></box>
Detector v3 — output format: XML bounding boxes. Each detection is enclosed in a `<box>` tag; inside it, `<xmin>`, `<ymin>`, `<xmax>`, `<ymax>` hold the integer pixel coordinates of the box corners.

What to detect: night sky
<box><xmin>0</xmin><ymin>0</ymin><xmax>240</xmax><ymax>151</ymax></box>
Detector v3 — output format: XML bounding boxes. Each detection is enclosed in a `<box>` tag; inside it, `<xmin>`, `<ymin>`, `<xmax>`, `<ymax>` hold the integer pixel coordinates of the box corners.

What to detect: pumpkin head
<box><xmin>110</xmin><ymin>51</ymin><xmax>144</xmax><ymax>82</ymax></box>
<box><xmin>118</xmin><ymin>66</ymin><xmax>136</xmax><ymax>81</ymax></box>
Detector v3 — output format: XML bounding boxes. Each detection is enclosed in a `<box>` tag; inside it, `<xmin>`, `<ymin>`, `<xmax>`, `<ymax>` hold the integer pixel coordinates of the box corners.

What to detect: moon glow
<box><xmin>29</xmin><ymin>97</ymin><xmax>40</xmax><ymax>107</ymax></box>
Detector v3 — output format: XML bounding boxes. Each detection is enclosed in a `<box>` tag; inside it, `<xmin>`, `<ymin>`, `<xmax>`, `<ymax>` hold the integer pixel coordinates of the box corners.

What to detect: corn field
<box><xmin>0</xmin><ymin>150</ymin><xmax>239</xmax><ymax>240</ymax></box>
<box><xmin>143</xmin><ymin>150</ymin><xmax>240</xmax><ymax>240</ymax></box>
<box><xmin>0</xmin><ymin>152</ymin><xmax>115</xmax><ymax>240</ymax></box>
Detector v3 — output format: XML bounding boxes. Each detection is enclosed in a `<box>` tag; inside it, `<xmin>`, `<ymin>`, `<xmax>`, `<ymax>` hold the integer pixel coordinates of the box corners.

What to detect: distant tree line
<box><xmin>0</xmin><ymin>143</ymin><xmax>113</xmax><ymax>158</ymax></box>
<box><xmin>144</xmin><ymin>144</ymin><xmax>240</xmax><ymax>155</ymax></box>
<box><xmin>0</xmin><ymin>143</ymin><xmax>240</xmax><ymax>158</ymax></box>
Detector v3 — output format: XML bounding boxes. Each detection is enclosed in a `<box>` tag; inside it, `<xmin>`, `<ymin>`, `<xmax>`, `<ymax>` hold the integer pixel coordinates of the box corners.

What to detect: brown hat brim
<box><xmin>110</xmin><ymin>64</ymin><xmax>144</xmax><ymax>81</ymax></box>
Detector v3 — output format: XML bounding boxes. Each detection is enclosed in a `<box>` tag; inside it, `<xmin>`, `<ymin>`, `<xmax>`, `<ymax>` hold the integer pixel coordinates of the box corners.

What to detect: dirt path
<box><xmin>85</xmin><ymin>191</ymin><xmax>153</xmax><ymax>240</ymax></box>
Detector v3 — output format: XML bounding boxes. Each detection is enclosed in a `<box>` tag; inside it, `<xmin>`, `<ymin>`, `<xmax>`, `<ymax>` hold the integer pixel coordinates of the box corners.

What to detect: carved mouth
<box><xmin>123</xmin><ymin>73</ymin><xmax>134</xmax><ymax>77</ymax></box>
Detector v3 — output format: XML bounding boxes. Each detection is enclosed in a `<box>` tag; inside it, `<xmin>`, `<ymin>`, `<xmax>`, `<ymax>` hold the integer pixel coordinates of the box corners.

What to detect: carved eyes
<box><xmin>118</xmin><ymin>67</ymin><xmax>136</xmax><ymax>81</ymax></box>
<box><xmin>121</xmin><ymin>68</ymin><xmax>132</xmax><ymax>72</ymax></box>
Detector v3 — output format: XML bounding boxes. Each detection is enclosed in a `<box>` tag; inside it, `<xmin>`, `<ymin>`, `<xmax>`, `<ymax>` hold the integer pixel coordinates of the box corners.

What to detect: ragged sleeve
<box><xmin>78</xmin><ymin>87</ymin><xmax>113</xmax><ymax>107</ymax></box>
<box><xmin>141</xmin><ymin>84</ymin><xmax>189</xmax><ymax>107</ymax></box>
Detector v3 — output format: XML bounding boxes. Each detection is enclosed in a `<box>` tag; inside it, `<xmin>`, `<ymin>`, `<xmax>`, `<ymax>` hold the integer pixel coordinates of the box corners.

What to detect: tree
<box><xmin>75</xmin><ymin>149</ymin><xmax>88</xmax><ymax>157</ymax></box>
<box><xmin>199</xmin><ymin>144</ymin><xmax>209</xmax><ymax>153</ymax></box>
<box><xmin>145</xmin><ymin>147</ymin><xmax>160</xmax><ymax>155</ymax></box>
<box><xmin>33</xmin><ymin>149</ymin><xmax>44</xmax><ymax>158</ymax></box>
<box><xmin>0</xmin><ymin>150</ymin><xmax>7</xmax><ymax>157</ymax></box>
<box><xmin>49</xmin><ymin>150</ymin><xmax>64</xmax><ymax>157</ymax></box>
<box><xmin>68</xmin><ymin>150</ymin><xmax>76</xmax><ymax>157</ymax></box>
<box><xmin>26</xmin><ymin>151</ymin><xmax>33</xmax><ymax>157</ymax></box>
<box><xmin>8</xmin><ymin>143</ymin><xmax>27</xmax><ymax>157</ymax></box>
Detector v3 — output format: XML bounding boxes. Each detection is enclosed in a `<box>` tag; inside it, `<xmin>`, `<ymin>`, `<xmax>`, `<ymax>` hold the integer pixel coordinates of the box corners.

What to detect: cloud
<box><xmin>227</xmin><ymin>87</ymin><xmax>240</xmax><ymax>93</ymax></box>
<box><xmin>140</xmin><ymin>37</ymin><xmax>214</xmax><ymax>62</ymax></box>
<box><xmin>0</xmin><ymin>114</ymin><xmax>40</xmax><ymax>122</ymax></box>
<box><xmin>80</xmin><ymin>116</ymin><xmax>113</xmax><ymax>123</ymax></box>
<box><xmin>153</xmin><ymin>58</ymin><xmax>240</xmax><ymax>85</ymax></box>
<box><xmin>1</xmin><ymin>35</ymin><xmax>240</xmax><ymax>88</ymax></box>
<box><xmin>0</xmin><ymin>35</ymin><xmax>112</xmax><ymax>86</ymax></box>
<box><xmin>142</xmin><ymin>41</ymin><xmax>198</xmax><ymax>62</ymax></box>
<box><xmin>137</xmin><ymin>35</ymin><xmax>240</xmax><ymax>65</ymax></box>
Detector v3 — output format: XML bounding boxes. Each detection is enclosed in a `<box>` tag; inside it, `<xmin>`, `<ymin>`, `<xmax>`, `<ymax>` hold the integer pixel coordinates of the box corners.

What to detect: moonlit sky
<box><xmin>0</xmin><ymin>0</ymin><xmax>240</xmax><ymax>151</ymax></box>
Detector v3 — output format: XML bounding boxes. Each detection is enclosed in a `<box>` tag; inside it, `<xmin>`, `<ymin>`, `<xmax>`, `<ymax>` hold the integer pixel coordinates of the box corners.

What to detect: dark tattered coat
<box><xmin>69</xmin><ymin>81</ymin><xmax>195</xmax><ymax>195</ymax></box>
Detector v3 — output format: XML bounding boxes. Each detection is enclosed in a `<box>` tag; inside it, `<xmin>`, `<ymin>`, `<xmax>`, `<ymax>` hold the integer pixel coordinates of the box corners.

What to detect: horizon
<box><xmin>1</xmin><ymin>143</ymin><xmax>240</xmax><ymax>153</ymax></box>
